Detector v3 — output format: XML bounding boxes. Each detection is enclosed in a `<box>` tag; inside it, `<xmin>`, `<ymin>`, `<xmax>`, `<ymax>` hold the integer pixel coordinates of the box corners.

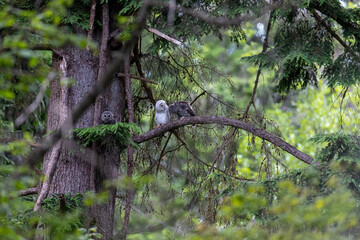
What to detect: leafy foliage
<box><xmin>323</xmin><ymin>51</ymin><xmax>360</xmax><ymax>87</ymax></box>
<box><xmin>73</xmin><ymin>122</ymin><xmax>140</xmax><ymax>148</ymax></box>
<box><xmin>311</xmin><ymin>133</ymin><xmax>360</xmax><ymax>163</ymax></box>
<box><xmin>3</xmin><ymin>0</ymin><xmax>360</xmax><ymax>239</ymax></box>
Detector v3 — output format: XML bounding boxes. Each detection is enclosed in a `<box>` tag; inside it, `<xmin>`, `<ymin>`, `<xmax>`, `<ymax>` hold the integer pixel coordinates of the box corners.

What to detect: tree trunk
<box><xmin>44</xmin><ymin>23</ymin><xmax>126</xmax><ymax>238</ymax></box>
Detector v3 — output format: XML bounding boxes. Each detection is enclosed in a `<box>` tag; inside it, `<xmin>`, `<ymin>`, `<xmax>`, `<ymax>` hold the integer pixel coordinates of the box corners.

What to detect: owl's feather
<box><xmin>169</xmin><ymin>101</ymin><xmax>196</xmax><ymax>119</ymax></box>
<box><xmin>101</xmin><ymin>111</ymin><xmax>116</xmax><ymax>124</ymax></box>
<box><xmin>155</xmin><ymin>100</ymin><xmax>170</xmax><ymax>126</ymax></box>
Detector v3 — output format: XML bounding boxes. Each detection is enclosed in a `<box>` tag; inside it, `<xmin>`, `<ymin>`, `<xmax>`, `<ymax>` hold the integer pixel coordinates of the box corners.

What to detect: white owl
<box><xmin>155</xmin><ymin>100</ymin><xmax>170</xmax><ymax>127</ymax></box>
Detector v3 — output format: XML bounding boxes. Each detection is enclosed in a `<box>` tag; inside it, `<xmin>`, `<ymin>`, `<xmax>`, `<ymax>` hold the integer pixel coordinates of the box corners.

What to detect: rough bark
<box><xmin>36</xmin><ymin>0</ymin><xmax>154</xmax><ymax>237</ymax></box>
<box><xmin>43</xmin><ymin>27</ymin><xmax>123</xmax><ymax>238</ymax></box>
<box><xmin>35</xmin><ymin>51</ymin><xmax>70</xmax><ymax>211</ymax></box>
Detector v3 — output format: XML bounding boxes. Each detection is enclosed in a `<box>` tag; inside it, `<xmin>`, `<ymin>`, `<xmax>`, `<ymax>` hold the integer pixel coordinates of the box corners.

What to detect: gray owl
<box><xmin>169</xmin><ymin>101</ymin><xmax>196</xmax><ymax>119</ymax></box>
<box><xmin>155</xmin><ymin>100</ymin><xmax>170</xmax><ymax>127</ymax></box>
<box><xmin>101</xmin><ymin>111</ymin><xmax>116</xmax><ymax>124</ymax></box>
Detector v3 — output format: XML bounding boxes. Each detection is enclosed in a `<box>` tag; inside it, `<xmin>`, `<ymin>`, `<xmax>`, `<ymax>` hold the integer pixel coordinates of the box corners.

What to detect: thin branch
<box><xmin>190</xmin><ymin>91</ymin><xmax>205</xmax><ymax>105</ymax></box>
<box><xmin>312</xmin><ymin>10</ymin><xmax>351</xmax><ymax>51</ymax></box>
<box><xmin>174</xmin><ymin>134</ymin><xmax>253</xmax><ymax>181</ymax></box>
<box><xmin>133</xmin><ymin>40</ymin><xmax>156</xmax><ymax>105</ymax></box>
<box><xmin>139</xmin><ymin>137</ymin><xmax>181</xmax><ymax>177</ymax></box>
<box><xmin>117</xmin><ymin>73</ymin><xmax>157</xmax><ymax>84</ymax></box>
<box><xmin>339</xmin><ymin>87</ymin><xmax>349</xmax><ymax>129</ymax></box>
<box><xmin>209</xmin><ymin>129</ymin><xmax>236</xmax><ymax>175</ymax></box>
<box><xmin>19</xmin><ymin>187</ymin><xmax>38</xmax><ymax>197</ymax></box>
<box><xmin>0</xmin><ymin>44</ymin><xmax>53</xmax><ymax>54</ymax></box>
<box><xmin>14</xmin><ymin>73</ymin><xmax>53</xmax><ymax>128</ymax></box>
<box><xmin>151</xmin><ymin>0</ymin><xmax>280</xmax><ymax>28</ymax></box>
<box><xmin>33</xmin><ymin>166</ymin><xmax>42</xmax><ymax>176</ymax></box>
<box><xmin>133</xmin><ymin>116</ymin><xmax>315</xmax><ymax>165</ymax></box>
<box><xmin>167</xmin><ymin>52</ymin><xmax>239</xmax><ymax>112</ymax></box>
<box><xmin>309</xmin><ymin>1</ymin><xmax>360</xmax><ymax>40</ymax></box>
<box><xmin>146</xmin><ymin>26</ymin><xmax>183</xmax><ymax>46</ymax></box>
<box><xmin>155</xmin><ymin>132</ymin><xmax>172</xmax><ymax>175</ymax></box>
<box><xmin>242</xmin><ymin>11</ymin><xmax>273</xmax><ymax>118</ymax></box>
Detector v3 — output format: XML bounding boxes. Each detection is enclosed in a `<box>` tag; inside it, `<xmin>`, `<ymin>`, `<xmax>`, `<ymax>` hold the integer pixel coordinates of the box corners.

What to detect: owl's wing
<box><xmin>166</xmin><ymin>108</ymin><xmax>170</xmax><ymax>120</ymax></box>
<box><xmin>181</xmin><ymin>101</ymin><xmax>196</xmax><ymax>116</ymax></box>
<box><xmin>168</xmin><ymin>104</ymin><xmax>175</xmax><ymax>114</ymax></box>
<box><xmin>155</xmin><ymin>113</ymin><xmax>159</xmax><ymax>124</ymax></box>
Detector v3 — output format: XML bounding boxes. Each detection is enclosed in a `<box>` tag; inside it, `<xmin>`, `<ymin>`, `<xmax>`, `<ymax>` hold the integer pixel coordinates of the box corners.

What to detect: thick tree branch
<box><xmin>133</xmin><ymin>116</ymin><xmax>315</xmax><ymax>165</ymax></box>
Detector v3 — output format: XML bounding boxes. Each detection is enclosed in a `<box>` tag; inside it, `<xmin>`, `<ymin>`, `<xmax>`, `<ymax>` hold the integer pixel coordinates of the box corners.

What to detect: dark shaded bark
<box><xmin>36</xmin><ymin>1</ymin><xmax>155</xmax><ymax>238</ymax></box>
<box><xmin>44</xmin><ymin>25</ymin><xmax>124</xmax><ymax>240</ymax></box>
<box><xmin>44</xmin><ymin>43</ymin><xmax>97</xmax><ymax>194</ymax></box>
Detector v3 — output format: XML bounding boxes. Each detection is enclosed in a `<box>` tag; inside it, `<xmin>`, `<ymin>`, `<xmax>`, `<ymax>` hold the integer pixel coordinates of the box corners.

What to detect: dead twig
<box><xmin>146</xmin><ymin>26</ymin><xmax>183</xmax><ymax>46</ymax></box>
<box><xmin>15</xmin><ymin>73</ymin><xmax>54</xmax><ymax>128</ymax></box>
<box><xmin>117</xmin><ymin>73</ymin><xmax>157</xmax><ymax>84</ymax></box>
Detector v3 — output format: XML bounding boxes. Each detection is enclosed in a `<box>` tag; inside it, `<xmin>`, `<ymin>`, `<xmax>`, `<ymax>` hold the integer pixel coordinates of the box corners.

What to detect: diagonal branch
<box><xmin>14</xmin><ymin>72</ymin><xmax>54</xmax><ymax>128</ymax></box>
<box><xmin>312</xmin><ymin>10</ymin><xmax>360</xmax><ymax>59</ymax></box>
<box><xmin>133</xmin><ymin>40</ymin><xmax>156</xmax><ymax>105</ymax></box>
<box><xmin>145</xmin><ymin>26</ymin><xmax>183</xmax><ymax>46</ymax></box>
<box><xmin>117</xmin><ymin>73</ymin><xmax>157</xmax><ymax>84</ymax></box>
<box><xmin>133</xmin><ymin>116</ymin><xmax>315</xmax><ymax>165</ymax></box>
<box><xmin>309</xmin><ymin>1</ymin><xmax>360</xmax><ymax>40</ymax></box>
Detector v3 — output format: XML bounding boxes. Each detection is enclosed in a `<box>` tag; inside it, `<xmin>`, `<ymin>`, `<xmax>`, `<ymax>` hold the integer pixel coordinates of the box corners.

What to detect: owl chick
<box><xmin>169</xmin><ymin>101</ymin><xmax>196</xmax><ymax>119</ymax></box>
<box><xmin>101</xmin><ymin>111</ymin><xmax>116</xmax><ymax>125</ymax></box>
<box><xmin>155</xmin><ymin>100</ymin><xmax>170</xmax><ymax>127</ymax></box>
